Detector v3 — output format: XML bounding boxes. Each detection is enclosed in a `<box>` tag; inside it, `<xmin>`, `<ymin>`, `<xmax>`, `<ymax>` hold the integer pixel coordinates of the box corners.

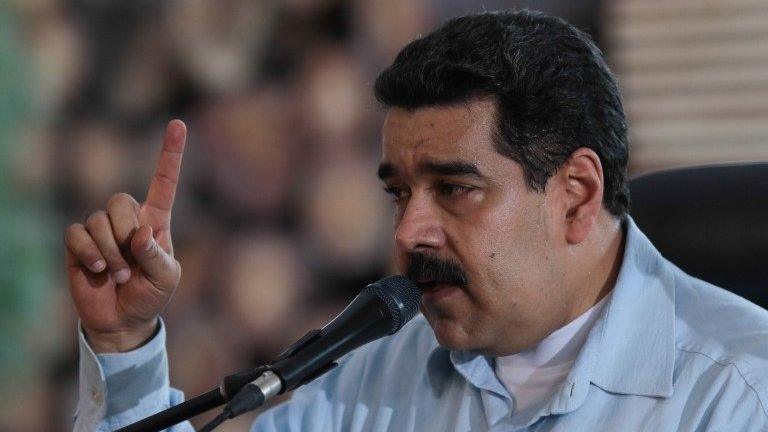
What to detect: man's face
<box><xmin>379</xmin><ymin>100</ymin><xmax>571</xmax><ymax>356</ymax></box>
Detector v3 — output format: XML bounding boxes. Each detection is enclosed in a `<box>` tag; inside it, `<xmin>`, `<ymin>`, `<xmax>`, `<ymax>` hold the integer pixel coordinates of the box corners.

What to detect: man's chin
<box><xmin>423</xmin><ymin>314</ymin><xmax>476</xmax><ymax>351</ymax></box>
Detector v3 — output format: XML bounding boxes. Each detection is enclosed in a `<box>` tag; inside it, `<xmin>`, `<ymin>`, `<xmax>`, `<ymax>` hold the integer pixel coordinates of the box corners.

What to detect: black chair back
<box><xmin>629</xmin><ymin>163</ymin><xmax>768</xmax><ymax>307</ymax></box>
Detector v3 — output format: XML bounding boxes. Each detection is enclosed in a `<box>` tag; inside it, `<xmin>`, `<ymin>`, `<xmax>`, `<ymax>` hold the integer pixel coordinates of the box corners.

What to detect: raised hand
<box><xmin>65</xmin><ymin>120</ymin><xmax>187</xmax><ymax>353</ymax></box>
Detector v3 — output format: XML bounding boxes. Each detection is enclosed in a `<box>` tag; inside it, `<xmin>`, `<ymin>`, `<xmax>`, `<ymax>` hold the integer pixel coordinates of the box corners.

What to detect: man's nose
<box><xmin>395</xmin><ymin>196</ymin><xmax>446</xmax><ymax>253</ymax></box>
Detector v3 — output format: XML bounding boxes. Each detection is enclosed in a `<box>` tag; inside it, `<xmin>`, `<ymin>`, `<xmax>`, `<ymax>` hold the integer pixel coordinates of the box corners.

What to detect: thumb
<box><xmin>130</xmin><ymin>225</ymin><xmax>180</xmax><ymax>290</ymax></box>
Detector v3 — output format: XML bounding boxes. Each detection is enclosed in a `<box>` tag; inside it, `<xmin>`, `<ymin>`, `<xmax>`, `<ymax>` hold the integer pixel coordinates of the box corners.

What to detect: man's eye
<box><xmin>439</xmin><ymin>183</ymin><xmax>471</xmax><ymax>196</ymax></box>
<box><xmin>383</xmin><ymin>185</ymin><xmax>408</xmax><ymax>201</ymax></box>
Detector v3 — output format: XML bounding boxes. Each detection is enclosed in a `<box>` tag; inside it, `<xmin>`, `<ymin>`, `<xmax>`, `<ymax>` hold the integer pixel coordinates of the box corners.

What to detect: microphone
<box><xmin>118</xmin><ymin>275</ymin><xmax>420</xmax><ymax>432</ymax></box>
<box><xmin>219</xmin><ymin>275</ymin><xmax>421</xmax><ymax>421</ymax></box>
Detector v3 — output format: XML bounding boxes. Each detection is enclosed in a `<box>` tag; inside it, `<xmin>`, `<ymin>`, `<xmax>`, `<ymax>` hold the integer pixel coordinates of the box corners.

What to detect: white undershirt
<box><xmin>494</xmin><ymin>294</ymin><xmax>610</xmax><ymax>414</ymax></box>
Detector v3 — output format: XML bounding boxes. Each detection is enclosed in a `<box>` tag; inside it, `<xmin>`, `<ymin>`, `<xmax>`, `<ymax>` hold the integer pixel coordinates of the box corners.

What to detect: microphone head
<box><xmin>364</xmin><ymin>275</ymin><xmax>421</xmax><ymax>334</ymax></box>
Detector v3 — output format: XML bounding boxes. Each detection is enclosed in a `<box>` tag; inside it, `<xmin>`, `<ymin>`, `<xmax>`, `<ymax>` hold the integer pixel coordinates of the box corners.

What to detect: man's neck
<box><xmin>565</xmin><ymin>215</ymin><xmax>626</xmax><ymax>326</ymax></box>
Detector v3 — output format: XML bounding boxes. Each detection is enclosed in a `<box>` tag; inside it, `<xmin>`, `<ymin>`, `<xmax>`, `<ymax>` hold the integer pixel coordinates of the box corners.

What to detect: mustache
<box><xmin>405</xmin><ymin>252</ymin><xmax>468</xmax><ymax>289</ymax></box>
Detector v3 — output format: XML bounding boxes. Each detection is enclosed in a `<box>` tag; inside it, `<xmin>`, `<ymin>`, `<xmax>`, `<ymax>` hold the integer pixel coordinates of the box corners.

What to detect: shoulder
<box><xmin>672</xmin><ymin>264</ymin><xmax>768</xmax><ymax>358</ymax></box>
<box><xmin>670</xmin><ymin>262</ymin><xmax>768</xmax><ymax>420</ymax></box>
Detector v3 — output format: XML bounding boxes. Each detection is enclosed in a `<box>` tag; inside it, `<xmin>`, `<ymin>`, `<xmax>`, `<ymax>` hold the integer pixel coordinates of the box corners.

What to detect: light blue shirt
<box><xmin>74</xmin><ymin>218</ymin><xmax>768</xmax><ymax>431</ymax></box>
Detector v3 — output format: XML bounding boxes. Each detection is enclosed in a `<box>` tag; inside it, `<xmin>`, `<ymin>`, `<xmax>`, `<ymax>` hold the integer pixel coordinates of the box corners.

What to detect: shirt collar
<box><xmin>436</xmin><ymin>215</ymin><xmax>676</xmax><ymax>414</ymax></box>
<box><xmin>586</xmin><ymin>215</ymin><xmax>676</xmax><ymax>398</ymax></box>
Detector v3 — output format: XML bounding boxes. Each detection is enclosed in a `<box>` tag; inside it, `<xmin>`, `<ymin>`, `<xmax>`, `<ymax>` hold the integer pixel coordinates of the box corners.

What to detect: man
<box><xmin>68</xmin><ymin>10</ymin><xmax>768</xmax><ymax>431</ymax></box>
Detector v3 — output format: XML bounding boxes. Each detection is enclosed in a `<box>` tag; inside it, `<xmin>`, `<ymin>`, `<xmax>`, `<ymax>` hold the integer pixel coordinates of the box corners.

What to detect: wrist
<box><xmin>84</xmin><ymin>318</ymin><xmax>160</xmax><ymax>353</ymax></box>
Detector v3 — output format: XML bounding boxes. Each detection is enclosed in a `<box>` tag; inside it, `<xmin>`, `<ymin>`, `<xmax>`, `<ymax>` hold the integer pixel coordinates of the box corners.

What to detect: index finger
<box><xmin>145</xmin><ymin>119</ymin><xmax>187</xmax><ymax>219</ymax></box>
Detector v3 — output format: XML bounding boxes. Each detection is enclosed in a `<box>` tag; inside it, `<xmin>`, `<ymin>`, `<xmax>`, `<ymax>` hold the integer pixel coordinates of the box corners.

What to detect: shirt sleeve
<box><xmin>73</xmin><ymin>319</ymin><xmax>193</xmax><ymax>432</ymax></box>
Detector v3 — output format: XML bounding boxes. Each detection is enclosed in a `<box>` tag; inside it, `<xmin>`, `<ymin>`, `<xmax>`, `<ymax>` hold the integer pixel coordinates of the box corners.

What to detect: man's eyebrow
<box><xmin>420</xmin><ymin>160</ymin><xmax>484</xmax><ymax>178</ymax></box>
<box><xmin>377</xmin><ymin>160</ymin><xmax>486</xmax><ymax>180</ymax></box>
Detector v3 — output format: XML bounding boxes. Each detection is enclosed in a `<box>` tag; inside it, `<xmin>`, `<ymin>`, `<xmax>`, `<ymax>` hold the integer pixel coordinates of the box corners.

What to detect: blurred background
<box><xmin>1</xmin><ymin>0</ymin><xmax>767</xmax><ymax>430</ymax></box>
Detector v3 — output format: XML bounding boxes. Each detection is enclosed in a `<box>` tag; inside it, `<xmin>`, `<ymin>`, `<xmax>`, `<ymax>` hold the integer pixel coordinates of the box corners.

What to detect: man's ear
<box><xmin>562</xmin><ymin>148</ymin><xmax>604</xmax><ymax>244</ymax></box>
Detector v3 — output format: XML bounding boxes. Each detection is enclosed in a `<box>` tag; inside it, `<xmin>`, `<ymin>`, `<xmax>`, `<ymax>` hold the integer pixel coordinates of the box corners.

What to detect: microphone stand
<box><xmin>116</xmin><ymin>366</ymin><xmax>269</xmax><ymax>432</ymax></box>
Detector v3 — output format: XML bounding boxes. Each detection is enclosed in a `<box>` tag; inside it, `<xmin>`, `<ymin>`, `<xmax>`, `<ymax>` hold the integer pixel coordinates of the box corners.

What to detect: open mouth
<box><xmin>415</xmin><ymin>279</ymin><xmax>461</xmax><ymax>299</ymax></box>
<box><xmin>415</xmin><ymin>279</ymin><xmax>441</xmax><ymax>291</ymax></box>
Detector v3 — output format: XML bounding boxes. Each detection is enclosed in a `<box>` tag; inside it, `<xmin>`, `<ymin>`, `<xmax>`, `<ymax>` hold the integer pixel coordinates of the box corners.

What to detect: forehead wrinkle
<box><xmin>380</xmin><ymin>101</ymin><xmax>499</xmax><ymax>181</ymax></box>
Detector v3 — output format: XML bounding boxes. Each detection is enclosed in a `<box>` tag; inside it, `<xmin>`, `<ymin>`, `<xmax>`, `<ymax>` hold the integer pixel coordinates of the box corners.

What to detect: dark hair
<box><xmin>374</xmin><ymin>10</ymin><xmax>629</xmax><ymax>217</ymax></box>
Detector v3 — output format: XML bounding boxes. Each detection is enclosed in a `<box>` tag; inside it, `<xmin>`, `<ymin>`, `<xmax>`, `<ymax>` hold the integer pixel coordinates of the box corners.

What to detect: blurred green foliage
<box><xmin>0</xmin><ymin>5</ymin><xmax>59</xmax><ymax>384</ymax></box>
